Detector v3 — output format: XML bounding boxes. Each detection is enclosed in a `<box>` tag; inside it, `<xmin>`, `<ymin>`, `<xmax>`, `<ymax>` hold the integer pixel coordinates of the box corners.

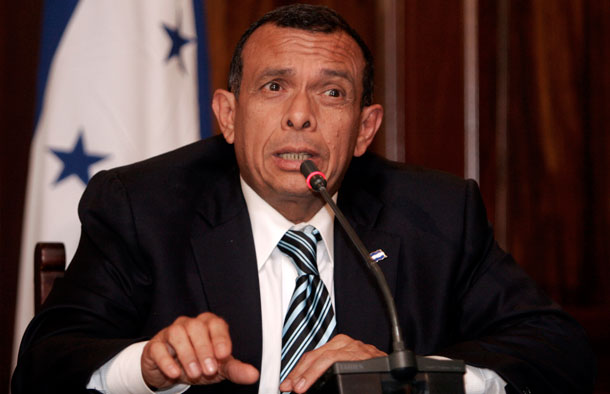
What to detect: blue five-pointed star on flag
<box><xmin>163</xmin><ymin>22</ymin><xmax>194</xmax><ymax>68</ymax></box>
<box><xmin>50</xmin><ymin>131</ymin><xmax>107</xmax><ymax>186</ymax></box>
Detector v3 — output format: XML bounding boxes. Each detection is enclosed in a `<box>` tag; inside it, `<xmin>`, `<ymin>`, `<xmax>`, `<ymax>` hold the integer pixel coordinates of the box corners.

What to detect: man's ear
<box><xmin>212</xmin><ymin>89</ymin><xmax>237</xmax><ymax>144</ymax></box>
<box><xmin>353</xmin><ymin>104</ymin><xmax>383</xmax><ymax>157</ymax></box>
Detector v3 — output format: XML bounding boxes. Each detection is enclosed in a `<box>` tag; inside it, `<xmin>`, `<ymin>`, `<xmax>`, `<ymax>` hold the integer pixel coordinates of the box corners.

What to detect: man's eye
<box><xmin>264</xmin><ymin>82</ymin><xmax>281</xmax><ymax>91</ymax></box>
<box><xmin>324</xmin><ymin>89</ymin><xmax>342</xmax><ymax>97</ymax></box>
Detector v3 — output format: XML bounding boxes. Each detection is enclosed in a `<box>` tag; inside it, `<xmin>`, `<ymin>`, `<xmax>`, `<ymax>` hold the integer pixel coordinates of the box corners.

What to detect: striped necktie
<box><xmin>278</xmin><ymin>225</ymin><xmax>337</xmax><ymax>383</ymax></box>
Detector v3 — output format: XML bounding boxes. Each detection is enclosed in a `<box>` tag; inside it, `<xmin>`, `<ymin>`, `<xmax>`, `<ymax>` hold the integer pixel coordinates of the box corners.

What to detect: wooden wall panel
<box><xmin>402</xmin><ymin>0</ymin><xmax>464</xmax><ymax>176</ymax></box>
<box><xmin>582</xmin><ymin>1</ymin><xmax>610</xmax><ymax>391</ymax></box>
<box><xmin>0</xmin><ymin>1</ymin><xmax>43</xmax><ymax>391</ymax></box>
<box><xmin>508</xmin><ymin>0</ymin><xmax>588</xmax><ymax>302</ymax></box>
<box><xmin>506</xmin><ymin>1</ymin><xmax>610</xmax><ymax>391</ymax></box>
<box><xmin>586</xmin><ymin>0</ymin><xmax>610</xmax><ymax>308</ymax></box>
<box><xmin>477</xmin><ymin>0</ymin><xmax>500</xmax><ymax>227</ymax></box>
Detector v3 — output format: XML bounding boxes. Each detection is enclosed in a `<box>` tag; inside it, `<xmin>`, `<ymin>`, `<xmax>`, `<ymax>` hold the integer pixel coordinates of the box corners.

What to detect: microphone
<box><xmin>299</xmin><ymin>160</ymin><xmax>416</xmax><ymax>380</ymax></box>
<box><xmin>301</xmin><ymin>160</ymin><xmax>327</xmax><ymax>191</ymax></box>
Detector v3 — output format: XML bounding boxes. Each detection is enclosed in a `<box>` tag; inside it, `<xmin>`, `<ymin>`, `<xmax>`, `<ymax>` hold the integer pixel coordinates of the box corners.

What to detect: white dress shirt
<box><xmin>87</xmin><ymin>177</ymin><xmax>506</xmax><ymax>394</ymax></box>
<box><xmin>241</xmin><ymin>179</ymin><xmax>336</xmax><ymax>393</ymax></box>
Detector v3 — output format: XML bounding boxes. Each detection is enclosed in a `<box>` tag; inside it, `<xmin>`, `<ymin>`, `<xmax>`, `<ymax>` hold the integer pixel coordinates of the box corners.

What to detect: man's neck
<box><xmin>238</xmin><ymin>177</ymin><xmax>329</xmax><ymax>223</ymax></box>
<box><xmin>265</xmin><ymin>193</ymin><xmax>326</xmax><ymax>223</ymax></box>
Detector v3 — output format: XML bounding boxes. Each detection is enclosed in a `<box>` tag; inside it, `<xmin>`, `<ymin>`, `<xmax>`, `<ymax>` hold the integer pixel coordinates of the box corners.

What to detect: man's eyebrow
<box><xmin>321</xmin><ymin>68</ymin><xmax>354</xmax><ymax>83</ymax></box>
<box><xmin>257</xmin><ymin>68</ymin><xmax>295</xmax><ymax>79</ymax></box>
<box><xmin>254</xmin><ymin>67</ymin><xmax>355</xmax><ymax>84</ymax></box>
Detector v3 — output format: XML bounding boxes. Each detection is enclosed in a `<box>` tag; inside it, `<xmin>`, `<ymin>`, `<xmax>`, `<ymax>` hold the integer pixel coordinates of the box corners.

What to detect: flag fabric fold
<box><xmin>13</xmin><ymin>0</ymin><xmax>210</xmax><ymax>372</ymax></box>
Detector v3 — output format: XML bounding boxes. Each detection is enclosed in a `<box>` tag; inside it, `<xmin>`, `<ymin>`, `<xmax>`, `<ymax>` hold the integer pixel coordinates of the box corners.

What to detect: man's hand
<box><xmin>278</xmin><ymin>334</ymin><xmax>386</xmax><ymax>393</ymax></box>
<box><xmin>141</xmin><ymin>312</ymin><xmax>259</xmax><ymax>389</ymax></box>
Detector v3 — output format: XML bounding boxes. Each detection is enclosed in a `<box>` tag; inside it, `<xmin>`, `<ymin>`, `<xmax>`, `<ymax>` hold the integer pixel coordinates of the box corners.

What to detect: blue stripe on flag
<box><xmin>34</xmin><ymin>0</ymin><xmax>80</xmax><ymax>131</ymax></box>
<box><xmin>193</xmin><ymin>0</ymin><xmax>212</xmax><ymax>138</ymax></box>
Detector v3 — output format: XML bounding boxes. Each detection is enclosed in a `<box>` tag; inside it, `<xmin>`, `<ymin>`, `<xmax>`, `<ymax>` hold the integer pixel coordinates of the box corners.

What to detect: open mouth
<box><xmin>276</xmin><ymin>152</ymin><xmax>313</xmax><ymax>161</ymax></box>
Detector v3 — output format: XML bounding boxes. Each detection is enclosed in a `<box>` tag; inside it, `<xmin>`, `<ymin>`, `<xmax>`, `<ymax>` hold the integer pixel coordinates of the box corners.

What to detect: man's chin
<box><xmin>276</xmin><ymin>185</ymin><xmax>317</xmax><ymax>198</ymax></box>
<box><xmin>263</xmin><ymin>181</ymin><xmax>321</xmax><ymax>204</ymax></box>
<box><xmin>267</xmin><ymin>173</ymin><xmax>311</xmax><ymax>192</ymax></box>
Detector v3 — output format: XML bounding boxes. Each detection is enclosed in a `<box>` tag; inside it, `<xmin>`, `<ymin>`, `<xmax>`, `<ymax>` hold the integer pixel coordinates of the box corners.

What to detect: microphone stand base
<box><xmin>307</xmin><ymin>356</ymin><xmax>465</xmax><ymax>394</ymax></box>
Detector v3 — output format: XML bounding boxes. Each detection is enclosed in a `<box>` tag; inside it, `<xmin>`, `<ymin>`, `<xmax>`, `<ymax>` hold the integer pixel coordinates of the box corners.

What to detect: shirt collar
<box><xmin>240</xmin><ymin>177</ymin><xmax>335</xmax><ymax>271</ymax></box>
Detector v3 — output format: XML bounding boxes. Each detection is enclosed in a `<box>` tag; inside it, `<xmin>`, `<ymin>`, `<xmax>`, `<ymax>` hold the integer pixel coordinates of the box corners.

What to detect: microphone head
<box><xmin>300</xmin><ymin>160</ymin><xmax>327</xmax><ymax>191</ymax></box>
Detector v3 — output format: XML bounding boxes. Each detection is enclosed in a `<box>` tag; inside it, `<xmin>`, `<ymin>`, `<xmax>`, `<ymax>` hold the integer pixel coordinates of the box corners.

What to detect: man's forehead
<box><xmin>241</xmin><ymin>24</ymin><xmax>364</xmax><ymax>73</ymax></box>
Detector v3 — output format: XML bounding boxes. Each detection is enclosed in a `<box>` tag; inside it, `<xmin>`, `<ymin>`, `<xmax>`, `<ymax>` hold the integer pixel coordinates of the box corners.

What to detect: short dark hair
<box><xmin>227</xmin><ymin>4</ymin><xmax>374</xmax><ymax>108</ymax></box>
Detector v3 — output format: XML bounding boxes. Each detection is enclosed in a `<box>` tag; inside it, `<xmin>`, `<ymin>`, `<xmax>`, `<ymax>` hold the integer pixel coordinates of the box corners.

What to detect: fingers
<box><xmin>220</xmin><ymin>357</ymin><xmax>261</xmax><ymax>385</ymax></box>
<box><xmin>279</xmin><ymin>334</ymin><xmax>386</xmax><ymax>393</ymax></box>
<box><xmin>163</xmin><ymin>314</ymin><xmax>222</xmax><ymax>380</ymax></box>
<box><xmin>144</xmin><ymin>339</ymin><xmax>182</xmax><ymax>382</ymax></box>
<box><xmin>188</xmin><ymin>316</ymin><xmax>230</xmax><ymax>375</ymax></box>
<box><xmin>142</xmin><ymin>312</ymin><xmax>258</xmax><ymax>389</ymax></box>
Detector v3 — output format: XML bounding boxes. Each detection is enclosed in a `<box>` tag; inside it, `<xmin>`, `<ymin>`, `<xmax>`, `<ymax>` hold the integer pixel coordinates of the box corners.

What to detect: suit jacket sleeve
<box><xmin>12</xmin><ymin>169</ymin><xmax>155</xmax><ymax>393</ymax></box>
<box><xmin>434</xmin><ymin>179</ymin><xmax>596</xmax><ymax>393</ymax></box>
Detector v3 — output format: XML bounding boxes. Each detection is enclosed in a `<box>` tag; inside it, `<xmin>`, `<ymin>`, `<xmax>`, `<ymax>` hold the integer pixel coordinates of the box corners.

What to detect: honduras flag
<box><xmin>13</xmin><ymin>0</ymin><xmax>211</xmax><ymax>371</ymax></box>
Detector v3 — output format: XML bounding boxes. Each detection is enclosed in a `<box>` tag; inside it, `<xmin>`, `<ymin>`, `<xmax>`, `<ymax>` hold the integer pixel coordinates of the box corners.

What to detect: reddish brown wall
<box><xmin>0</xmin><ymin>1</ymin><xmax>43</xmax><ymax>391</ymax></box>
<box><xmin>505</xmin><ymin>2</ymin><xmax>610</xmax><ymax>390</ymax></box>
<box><xmin>402</xmin><ymin>0</ymin><xmax>465</xmax><ymax>175</ymax></box>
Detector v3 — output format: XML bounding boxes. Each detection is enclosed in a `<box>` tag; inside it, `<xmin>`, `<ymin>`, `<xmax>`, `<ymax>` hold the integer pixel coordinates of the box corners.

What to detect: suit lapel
<box><xmin>333</xmin><ymin>174</ymin><xmax>401</xmax><ymax>353</ymax></box>
<box><xmin>189</xmin><ymin>168</ymin><xmax>263</xmax><ymax>377</ymax></box>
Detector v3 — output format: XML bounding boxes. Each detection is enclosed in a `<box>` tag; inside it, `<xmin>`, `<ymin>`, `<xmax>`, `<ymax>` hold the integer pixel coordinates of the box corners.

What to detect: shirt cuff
<box><xmin>426</xmin><ymin>356</ymin><xmax>507</xmax><ymax>394</ymax></box>
<box><xmin>87</xmin><ymin>341</ymin><xmax>190</xmax><ymax>394</ymax></box>
<box><xmin>464</xmin><ymin>364</ymin><xmax>507</xmax><ymax>394</ymax></box>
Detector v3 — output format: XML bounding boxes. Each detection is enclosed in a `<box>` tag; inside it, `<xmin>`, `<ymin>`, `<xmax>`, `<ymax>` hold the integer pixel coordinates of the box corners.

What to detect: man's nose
<box><xmin>282</xmin><ymin>91</ymin><xmax>316</xmax><ymax>131</ymax></box>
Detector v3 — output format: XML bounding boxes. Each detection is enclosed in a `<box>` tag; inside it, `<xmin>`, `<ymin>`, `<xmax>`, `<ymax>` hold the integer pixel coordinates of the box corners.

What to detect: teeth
<box><xmin>278</xmin><ymin>152</ymin><xmax>312</xmax><ymax>161</ymax></box>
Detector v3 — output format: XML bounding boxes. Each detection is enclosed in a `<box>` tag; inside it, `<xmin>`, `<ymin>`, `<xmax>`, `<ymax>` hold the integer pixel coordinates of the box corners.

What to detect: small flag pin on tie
<box><xmin>369</xmin><ymin>249</ymin><xmax>387</xmax><ymax>262</ymax></box>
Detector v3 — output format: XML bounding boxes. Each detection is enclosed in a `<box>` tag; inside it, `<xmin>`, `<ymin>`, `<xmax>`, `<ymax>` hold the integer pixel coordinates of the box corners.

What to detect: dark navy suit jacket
<box><xmin>13</xmin><ymin>135</ymin><xmax>595</xmax><ymax>393</ymax></box>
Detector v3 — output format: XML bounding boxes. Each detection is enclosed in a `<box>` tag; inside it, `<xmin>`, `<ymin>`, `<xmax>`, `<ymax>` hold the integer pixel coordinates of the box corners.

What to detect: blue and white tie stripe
<box><xmin>278</xmin><ymin>226</ymin><xmax>337</xmax><ymax>383</ymax></box>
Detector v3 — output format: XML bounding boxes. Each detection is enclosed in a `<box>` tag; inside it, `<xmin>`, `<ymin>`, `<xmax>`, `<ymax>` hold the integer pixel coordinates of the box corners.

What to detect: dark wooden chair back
<box><xmin>34</xmin><ymin>242</ymin><xmax>66</xmax><ymax>313</ymax></box>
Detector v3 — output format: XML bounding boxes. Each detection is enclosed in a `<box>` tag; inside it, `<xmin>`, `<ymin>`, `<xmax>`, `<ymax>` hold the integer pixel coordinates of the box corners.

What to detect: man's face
<box><xmin>214</xmin><ymin>24</ymin><xmax>382</xmax><ymax>212</ymax></box>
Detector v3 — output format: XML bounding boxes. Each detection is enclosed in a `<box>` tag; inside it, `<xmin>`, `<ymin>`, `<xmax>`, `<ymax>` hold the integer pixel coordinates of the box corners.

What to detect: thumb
<box><xmin>220</xmin><ymin>357</ymin><xmax>260</xmax><ymax>385</ymax></box>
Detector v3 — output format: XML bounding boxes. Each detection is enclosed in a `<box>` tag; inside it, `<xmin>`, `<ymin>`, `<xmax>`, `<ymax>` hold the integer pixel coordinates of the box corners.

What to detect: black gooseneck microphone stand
<box><xmin>300</xmin><ymin>160</ymin><xmax>465</xmax><ymax>394</ymax></box>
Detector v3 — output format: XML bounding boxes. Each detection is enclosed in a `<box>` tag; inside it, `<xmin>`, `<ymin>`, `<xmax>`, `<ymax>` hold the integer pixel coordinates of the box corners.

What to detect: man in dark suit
<box><xmin>13</xmin><ymin>4</ymin><xmax>595</xmax><ymax>394</ymax></box>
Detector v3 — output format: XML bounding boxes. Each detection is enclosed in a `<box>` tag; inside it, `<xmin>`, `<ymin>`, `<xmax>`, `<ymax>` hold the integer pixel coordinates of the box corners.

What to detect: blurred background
<box><xmin>1</xmin><ymin>0</ymin><xmax>608</xmax><ymax>392</ymax></box>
